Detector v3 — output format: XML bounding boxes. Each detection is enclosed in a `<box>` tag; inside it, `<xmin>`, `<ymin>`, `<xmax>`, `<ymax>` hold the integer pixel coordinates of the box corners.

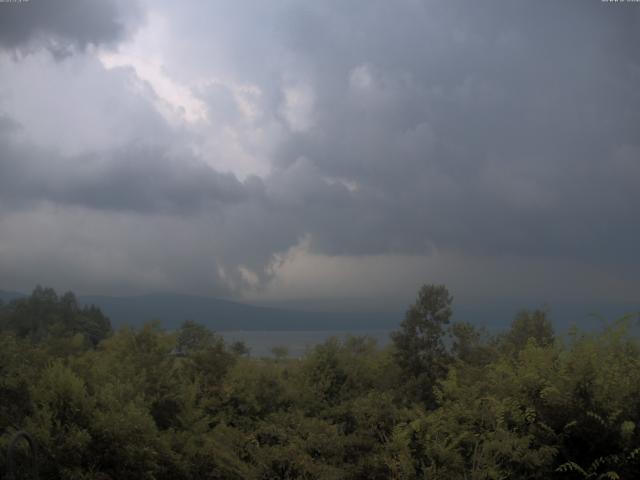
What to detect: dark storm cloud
<box><xmin>0</xmin><ymin>124</ymin><xmax>248</xmax><ymax>214</ymax></box>
<box><xmin>1</xmin><ymin>0</ymin><xmax>639</xmax><ymax>298</ymax></box>
<box><xmin>0</xmin><ymin>0</ymin><xmax>140</xmax><ymax>53</ymax></box>
<box><xmin>252</xmin><ymin>0</ymin><xmax>640</xmax><ymax>263</ymax></box>
<box><xmin>57</xmin><ymin>146</ymin><xmax>248</xmax><ymax>214</ymax></box>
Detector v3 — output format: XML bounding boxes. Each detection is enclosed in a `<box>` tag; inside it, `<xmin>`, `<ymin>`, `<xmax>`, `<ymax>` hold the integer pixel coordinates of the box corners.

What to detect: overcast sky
<box><xmin>0</xmin><ymin>0</ymin><xmax>638</xmax><ymax>311</ymax></box>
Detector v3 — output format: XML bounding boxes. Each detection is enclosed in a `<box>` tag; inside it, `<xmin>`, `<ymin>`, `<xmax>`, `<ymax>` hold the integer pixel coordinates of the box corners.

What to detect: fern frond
<box><xmin>556</xmin><ymin>461</ymin><xmax>588</xmax><ymax>476</ymax></box>
<box><xmin>586</xmin><ymin>411</ymin><xmax>607</xmax><ymax>427</ymax></box>
<box><xmin>597</xmin><ymin>472</ymin><xmax>619</xmax><ymax>480</ymax></box>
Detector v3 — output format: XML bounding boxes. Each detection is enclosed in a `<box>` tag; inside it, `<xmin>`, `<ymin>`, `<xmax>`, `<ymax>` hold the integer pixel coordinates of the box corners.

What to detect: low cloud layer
<box><xmin>0</xmin><ymin>0</ymin><xmax>638</xmax><ymax>308</ymax></box>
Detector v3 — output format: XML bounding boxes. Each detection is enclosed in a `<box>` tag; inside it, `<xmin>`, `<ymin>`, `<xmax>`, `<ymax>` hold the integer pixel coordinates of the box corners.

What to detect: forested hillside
<box><xmin>1</xmin><ymin>286</ymin><xmax>639</xmax><ymax>479</ymax></box>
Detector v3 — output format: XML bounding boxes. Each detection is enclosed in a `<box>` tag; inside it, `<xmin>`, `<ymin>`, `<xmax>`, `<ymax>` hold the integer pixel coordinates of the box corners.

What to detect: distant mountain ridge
<box><xmin>1</xmin><ymin>290</ymin><xmax>398</xmax><ymax>331</ymax></box>
<box><xmin>2</xmin><ymin>289</ymin><xmax>637</xmax><ymax>333</ymax></box>
<box><xmin>83</xmin><ymin>293</ymin><xmax>405</xmax><ymax>331</ymax></box>
<box><xmin>0</xmin><ymin>290</ymin><xmax>25</xmax><ymax>303</ymax></box>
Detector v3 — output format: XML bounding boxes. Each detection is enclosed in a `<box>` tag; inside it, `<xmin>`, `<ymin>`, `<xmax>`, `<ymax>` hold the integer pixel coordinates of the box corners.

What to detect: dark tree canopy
<box><xmin>391</xmin><ymin>284</ymin><xmax>453</xmax><ymax>406</ymax></box>
<box><xmin>500</xmin><ymin>308</ymin><xmax>555</xmax><ymax>355</ymax></box>
<box><xmin>1</xmin><ymin>285</ymin><xmax>638</xmax><ymax>479</ymax></box>
<box><xmin>0</xmin><ymin>286</ymin><xmax>111</xmax><ymax>345</ymax></box>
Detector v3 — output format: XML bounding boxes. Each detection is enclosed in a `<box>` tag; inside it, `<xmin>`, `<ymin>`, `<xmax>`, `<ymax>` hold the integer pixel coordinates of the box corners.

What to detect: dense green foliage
<box><xmin>1</xmin><ymin>286</ymin><xmax>639</xmax><ymax>479</ymax></box>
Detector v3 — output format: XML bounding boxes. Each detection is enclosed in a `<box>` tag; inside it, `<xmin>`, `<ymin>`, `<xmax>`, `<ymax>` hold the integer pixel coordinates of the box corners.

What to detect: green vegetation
<box><xmin>1</xmin><ymin>285</ymin><xmax>639</xmax><ymax>479</ymax></box>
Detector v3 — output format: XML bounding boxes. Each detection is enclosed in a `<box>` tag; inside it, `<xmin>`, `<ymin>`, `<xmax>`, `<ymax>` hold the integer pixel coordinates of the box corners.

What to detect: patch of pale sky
<box><xmin>98</xmin><ymin>12</ymin><xmax>208</xmax><ymax>125</ymax></box>
<box><xmin>96</xmin><ymin>12</ymin><xmax>280</xmax><ymax>179</ymax></box>
<box><xmin>280</xmin><ymin>83</ymin><xmax>315</xmax><ymax>132</ymax></box>
<box><xmin>323</xmin><ymin>176</ymin><xmax>360</xmax><ymax>193</ymax></box>
<box><xmin>193</xmin><ymin>78</ymin><xmax>265</xmax><ymax>124</ymax></box>
<box><xmin>349</xmin><ymin>64</ymin><xmax>374</xmax><ymax>91</ymax></box>
<box><xmin>99</xmin><ymin>50</ymin><xmax>208</xmax><ymax>125</ymax></box>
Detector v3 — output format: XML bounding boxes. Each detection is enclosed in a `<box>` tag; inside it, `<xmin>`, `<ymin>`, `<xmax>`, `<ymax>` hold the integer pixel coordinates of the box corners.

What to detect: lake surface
<box><xmin>221</xmin><ymin>330</ymin><xmax>393</xmax><ymax>357</ymax></box>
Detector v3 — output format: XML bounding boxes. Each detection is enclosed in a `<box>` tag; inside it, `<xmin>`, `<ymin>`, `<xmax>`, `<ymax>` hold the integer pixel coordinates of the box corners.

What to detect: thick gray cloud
<box><xmin>0</xmin><ymin>132</ymin><xmax>248</xmax><ymax>214</ymax></box>
<box><xmin>0</xmin><ymin>0</ymin><xmax>638</xmax><ymax>305</ymax></box>
<box><xmin>0</xmin><ymin>0</ymin><xmax>140</xmax><ymax>54</ymax></box>
<box><xmin>264</xmin><ymin>1</ymin><xmax>640</xmax><ymax>263</ymax></box>
<box><xmin>143</xmin><ymin>1</ymin><xmax>640</xmax><ymax>265</ymax></box>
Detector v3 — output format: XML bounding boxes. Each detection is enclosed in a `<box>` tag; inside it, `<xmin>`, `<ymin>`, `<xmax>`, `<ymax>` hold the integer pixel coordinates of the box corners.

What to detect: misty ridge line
<box><xmin>1</xmin><ymin>286</ymin><xmax>637</xmax><ymax>338</ymax></box>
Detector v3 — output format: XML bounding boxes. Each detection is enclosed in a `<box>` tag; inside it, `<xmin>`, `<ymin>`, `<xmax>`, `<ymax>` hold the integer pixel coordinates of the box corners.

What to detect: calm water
<box><xmin>221</xmin><ymin>330</ymin><xmax>392</xmax><ymax>357</ymax></box>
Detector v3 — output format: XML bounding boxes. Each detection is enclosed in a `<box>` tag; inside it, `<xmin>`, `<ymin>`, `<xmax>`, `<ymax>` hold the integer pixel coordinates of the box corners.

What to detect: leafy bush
<box><xmin>1</xmin><ymin>285</ymin><xmax>638</xmax><ymax>479</ymax></box>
